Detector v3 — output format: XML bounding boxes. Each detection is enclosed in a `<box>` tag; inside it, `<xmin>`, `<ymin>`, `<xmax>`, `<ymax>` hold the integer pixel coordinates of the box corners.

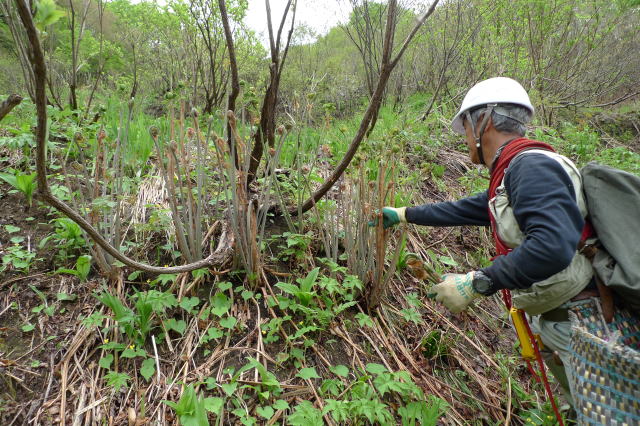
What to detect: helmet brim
<box><xmin>451</xmin><ymin>114</ymin><xmax>465</xmax><ymax>135</ymax></box>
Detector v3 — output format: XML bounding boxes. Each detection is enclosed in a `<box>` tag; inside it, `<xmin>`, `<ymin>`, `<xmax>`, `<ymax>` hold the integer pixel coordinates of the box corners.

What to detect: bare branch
<box><xmin>265</xmin><ymin>0</ymin><xmax>277</xmax><ymax>59</ymax></box>
<box><xmin>390</xmin><ymin>0</ymin><xmax>439</xmax><ymax>68</ymax></box>
<box><xmin>295</xmin><ymin>0</ymin><xmax>440</xmax><ymax>215</ymax></box>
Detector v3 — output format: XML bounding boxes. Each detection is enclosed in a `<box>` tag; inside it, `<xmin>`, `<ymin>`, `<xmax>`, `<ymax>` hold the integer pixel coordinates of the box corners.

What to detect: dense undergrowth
<box><xmin>1</xmin><ymin>92</ymin><xmax>639</xmax><ymax>425</ymax></box>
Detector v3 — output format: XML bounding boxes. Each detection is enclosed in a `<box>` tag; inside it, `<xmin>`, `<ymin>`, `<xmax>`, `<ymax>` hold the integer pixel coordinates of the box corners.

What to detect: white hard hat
<box><xmin>451</xmin><ymin>77</ymin><xmax>534</xmax><ymax>134</ymax></box>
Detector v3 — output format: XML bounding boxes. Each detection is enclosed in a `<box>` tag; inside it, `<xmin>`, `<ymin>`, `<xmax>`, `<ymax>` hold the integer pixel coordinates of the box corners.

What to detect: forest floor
<box><xmin>0</xmin><ymin>145</ymin><xmax>566</xmax><ymax>425</ymax></box>
<box><xmin>4</xmin><ymin>102</ymin><xmax>639</xmax><ymax>425</ymax></box>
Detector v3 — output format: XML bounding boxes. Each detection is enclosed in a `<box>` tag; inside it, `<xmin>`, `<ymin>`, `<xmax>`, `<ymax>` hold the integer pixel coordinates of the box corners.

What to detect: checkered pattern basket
<box><xmin>568</xmin><ymin>300</ymin><xmax>640</xmax><ymax>425</ymax></box>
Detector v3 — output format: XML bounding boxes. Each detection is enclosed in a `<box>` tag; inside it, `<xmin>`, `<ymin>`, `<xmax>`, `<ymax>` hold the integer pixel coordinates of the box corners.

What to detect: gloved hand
<box><xmin>431</xmin><ymin>272</ymin><xmax>482</xmax><ymax>313</ymax></box>
<box><xmin>368</xmin><ymin>207</ymin><xmax>407</xmax><ymax>229</ymax></box>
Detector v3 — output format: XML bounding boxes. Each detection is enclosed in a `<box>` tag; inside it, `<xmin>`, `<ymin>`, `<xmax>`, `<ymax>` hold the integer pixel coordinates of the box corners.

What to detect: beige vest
<box><xmin>488</xmin><ymin>149</ymin><xmax>593</xmax><ymax>315</ymax></box>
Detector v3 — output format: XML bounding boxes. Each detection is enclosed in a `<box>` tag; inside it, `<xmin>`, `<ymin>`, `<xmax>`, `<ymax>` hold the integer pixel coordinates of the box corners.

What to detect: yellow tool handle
<box><xmin>510</xmin><ymin>307</ymin><xmax>543</xmax><ymax>359</ymax></box>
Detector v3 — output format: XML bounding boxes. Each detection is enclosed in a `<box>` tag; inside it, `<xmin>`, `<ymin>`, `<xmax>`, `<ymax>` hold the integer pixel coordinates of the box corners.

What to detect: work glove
<box><xmin>368</xmin><ymin>206</ymin><xmax>407</xmax><ymax>229</ymax></box>
<box><xmin>431</xmin><ymin>272</ymin><xmax>482</xmax><ymax>313</ymax></box>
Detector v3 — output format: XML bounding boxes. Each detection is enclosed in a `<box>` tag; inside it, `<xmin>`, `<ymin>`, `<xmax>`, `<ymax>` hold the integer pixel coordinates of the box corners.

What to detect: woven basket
<box><xmin>568</xmin><ymin>300</ymin><xmax>640</xmax><ymax>424</ymax></box>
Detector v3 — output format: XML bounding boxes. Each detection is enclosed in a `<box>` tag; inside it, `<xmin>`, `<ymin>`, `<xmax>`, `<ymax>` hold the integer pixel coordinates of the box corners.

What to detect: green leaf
<box><xmin>203</xmin><ymin>397</ymin><xmax>224</xmax><ymax>414</ymax></box>
<box><xmin>191</xmin><ymin>268</ymin><xmax>210</xmax><ymax>279</ymax></box>
<box><xmin>256</xmin><ymin>405</ymin><xmax>274</xmax><ymax>419</ymax></box>
<box><xmin>400</xmin><ymin>308</ymin><xmax>423</xmax><ymax>325</ymax></box>
<box><xmin>329</xmin><ymin>364</ymin><xmax>349</xmax><ymax>377</ymax></box>
<box><xmin>323</xmin><ymin>379</ymin><xmax>344</xmax><ymax>397</ymax></box>
<box><xmin>81</xmin><ymin>312</ymin><xmax>107</xmax><ymax>328</ymax></box>
<box><xmin>210</xmin><ymin>292</ymin><xmax>231</xmax><ymax>317</ymax></box>
<box><xmin>140</xmin><ymin>358</ymin><xmax>156</xmax><ymax>381</ymax></box>
<box><xmin>128</xmin><ymin>270</ymin><xmax>142</xmax><ymax>281</ymax></box>
<box><xmin>104</xmin><ymin>371</ymin><xmax>130</xmax><ymax>390</ymax></box>
<box><xmin>35</xmin><ymin>0</ymin><xmax>65</xmax><ymax>30</ymax></box>
<box><xmin>365</xmin><ymin>363</ymin><xmax>388</xmax><ymax>375</ymax></box>
<box><xmin>288</xmin><ymin>401</ymin><xmax>323</xmax><ymax>426</ymax></box>
<box><xmin>241</xmin><ymin>290</ymin><xmax>254</xmax><ymax>301</ymax></box>
<box><xmin>322</xmin><ymin>399</ymin><xmax>349</xmax><ymax>422</ymax></box>
<box><xmin>99</xmin><ymin>354</ymin><xmax>114</xmax><ymax>369</ymax></box>
<box><xmin>21</xmin><ymin>323</ymin><xmax>35</xmax><ymax>332</ymax></box>
<box><xmin>221</xmin><ymin>382</ymin><xmax>238</xmax><ymax>396</ymax></box>
<box><xmin>165</xmin><ymin>318</ymin><xmax>186</xmax><ymax>335</ymax></box>
<box><xmin>296</xmin><ymin>367</ymin><xmax>320</xmax><ymax>380</ymax></box>
<box><xmin>55</xmin><ymin>268</ymin><xmax>79</xmax><ymax>277</ymax></box>
<box><xmin>218</xmin><ymin>281</ymin><xmax>233</xmax><ymax>291</ymax></box>
<box><xmin>203</xmin><ymin>327</ymin><xmax>224</xmax><ymax>342</ymax></box>
<box><xmin>355</xmin><ymin>312</ymin><xmax>374</xmax><ymax>327</ymax></box>
<box><xmin>297</xmin><ymin>267</ymin><xmax>320</xmax><ymax>292</ymax></box>
<box><xmin>272</xmin><ymin>399</ymin><xmax>289</xmax><ymax>410</ymax></box>
<box><xmin>121</xmin><ymin>347</ymin><xmax>146</xmax><ymax>358</ymax></box>
<box><xmin>438</xmin><ymin>255</ymin><xmax>458</xmax><ymax>266</ymax></box>
<box><xmin>219</xmin><ymin>316</ymin><xmax>237</xmax><ymax>329</ymax></box>
<box><xmin>56</xmin><ymin>292</ymin><xmax>77</xmax><ymax>301</ymax></box>
<box><xmin>4</xmin><ymin>225</ymin><xmax>20</xmax><ymax>233</ymax></box>
<box><xmin>179</xmin><ymin>296</ymin><xmax>200</xmax><ymax>313</ymax></box>
<box><xmin>275</xmin><ymin>282</ymin><xmax>300</xmax><ymax>296</ymax></box>
<box><xmin>99</xmin><ymin>341</ymin><xmax>126</xmax><ymax>351</ymax></box>
<box><xmin>155</xmin><ymin>273</ymin><xmax>177</xmax><ymax>285</ymax></box>
<box><xmin>75</xmin><ymin>255</ymin><xmax>91</xmax><ymax>281</ymax></box>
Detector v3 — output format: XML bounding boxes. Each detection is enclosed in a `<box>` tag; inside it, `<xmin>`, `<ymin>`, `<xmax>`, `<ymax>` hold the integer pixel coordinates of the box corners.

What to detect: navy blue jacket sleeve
<box><xmin>481</xmin><ymin>153</ymin><xmax>584</xmax><ymax>293</ymax></box>
<box><xmin>405</xmin><ymin>192</ymin><xmax>491</xmax><ymax>226</ymax></box>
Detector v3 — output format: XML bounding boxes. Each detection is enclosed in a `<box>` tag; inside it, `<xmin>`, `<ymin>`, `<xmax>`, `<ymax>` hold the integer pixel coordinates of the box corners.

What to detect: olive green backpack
<box><xmin>582</xmin><ymin>162</ymin><xmax>640</xmax><ymax>314</ymax></box>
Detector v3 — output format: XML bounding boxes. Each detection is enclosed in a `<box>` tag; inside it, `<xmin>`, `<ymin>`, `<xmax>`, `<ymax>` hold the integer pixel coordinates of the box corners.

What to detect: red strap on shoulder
<box><xmin>488</xmin><ymin>138</ymin><xmax>555</xmax><ymax>256</ymax></box>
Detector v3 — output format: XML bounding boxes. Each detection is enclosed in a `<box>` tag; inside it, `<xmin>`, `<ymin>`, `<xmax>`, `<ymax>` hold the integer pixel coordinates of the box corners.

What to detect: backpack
<box><xmin>581</xmin><ymin>162</ymin><xmax>640</xmax><ymax>314</ymax></box>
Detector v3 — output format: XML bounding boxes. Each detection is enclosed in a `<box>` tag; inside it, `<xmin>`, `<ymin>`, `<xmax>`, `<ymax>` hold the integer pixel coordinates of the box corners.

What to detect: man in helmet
<box><xmin>375</xmin><ymin>77</ymin><xmax>595</xmax><ymax>407</ymax></box>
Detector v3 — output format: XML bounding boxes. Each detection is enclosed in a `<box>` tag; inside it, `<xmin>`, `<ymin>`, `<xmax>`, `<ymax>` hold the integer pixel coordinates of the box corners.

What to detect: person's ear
<box><xmin>480</xmin><ymin>113</ymin><xmax>494</xmax><ymax>131</ymax></box>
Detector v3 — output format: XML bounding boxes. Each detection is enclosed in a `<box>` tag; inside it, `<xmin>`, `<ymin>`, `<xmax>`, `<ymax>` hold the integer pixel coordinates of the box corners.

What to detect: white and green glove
<box><xmin>368</xmin><ymin>206</ymin><xmax>407</xmax><ymax>229</ymax></box>
<box><xmin>431</xmin><ymin>272</ymin><xmax>482</xmax><ymax>313</ymax></box>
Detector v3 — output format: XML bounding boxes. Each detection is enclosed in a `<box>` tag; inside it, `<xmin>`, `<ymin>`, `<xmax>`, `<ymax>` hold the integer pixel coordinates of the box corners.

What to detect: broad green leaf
<box><xmin>203</xmin><ymin>327</ymin><xmax>223</xmax><ymax>341</ymax></box>
<box><xmin>121</xmin><ymin>347</ymin><xmax>146</xmax><ymax>358</ymax></box>
<box><xmin>98</xmin><ymin>354</ymin><xmax>114</xmax><ymax>369</ymax></box>
<box><xmin>221</xmin><ymin>382</ymin><xmax>238</xmax><ymax>396</ymax></box>
<box><xmin>272</xmin><ymin>399</ymin><xmax>289</xmax><ymax>410</ymax></box>
<box><xmin>256</xmin><ymin>405</ymin><xmax>274</xmax><ymax>419</ymax></box>
<box><xmin>165</xmin><ymin>318</ymin><xmax>186</xmax><ymax>335</ymax></box>
<box><xmin>179</xmin><ymin>296</ymin><xmax>200</xmax><ymax>313</ymax></box>
<box><xmin>210</xmin><ymin>292</ymin><xmax>231</xmax><ymax>317</ymax></box>
<box><xmin>4</xmin><ymin>225</ymin><xmax>20</xmax><ymax>233</ymax></box>
<box><xmin>218</xmin><ymin>281</ymin><xmax>233</xmax><ymax>291</ymax></box>
<box><xmin>365</xmin><ymin>363</ymin><xmax>388</xmax><ymax>375</ymax></box>
<box><xmin>329</xmin><ymin>364</ymin><xmax>349</xmax><ymax>377</ymax></box>
<box><xmin>140</xmin><ymin>358</ymin><xmax>156</xmax><ymax>381</ymax></box>
<box><xmin>75</xmin><ymin>255</ymin><xmax>91</xmax><ymax>281</ymax></box>
<box><xmin>274</xmin><ymin>282</ymin><xmax>299</xmax><ymax>296</ymax></box>
<box><xmin>21</xmin><ymin>323</ymin><xmax>35</xmax><ymax>332</ymax></box>
<box><xmin>35</xmin><ymin>0</ymin><xmax>65</xmax><ymax>30</ymax></box>
<box><xmin>297</xmin><ymin>267</ymin><xmax>320</xmax><ymax>292</ymax></box>
<box><xmin>296</xmin><ymin>367</ymin><xmax>320</xmax><ymax>380</ymax></box>
<box><xmin>56</xmin><ymin>292</ymin><xmax>77</xmax><ymax>301</ymax></box>
<box><xmin>203</xmin><ymin>397</ymin><xmax>224</xmax><ymax>414</ymax></box>
<box><xmin>219</xmin><ymin>316</ymin><xmax>237</xmax><ymax>329</ymax></box>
